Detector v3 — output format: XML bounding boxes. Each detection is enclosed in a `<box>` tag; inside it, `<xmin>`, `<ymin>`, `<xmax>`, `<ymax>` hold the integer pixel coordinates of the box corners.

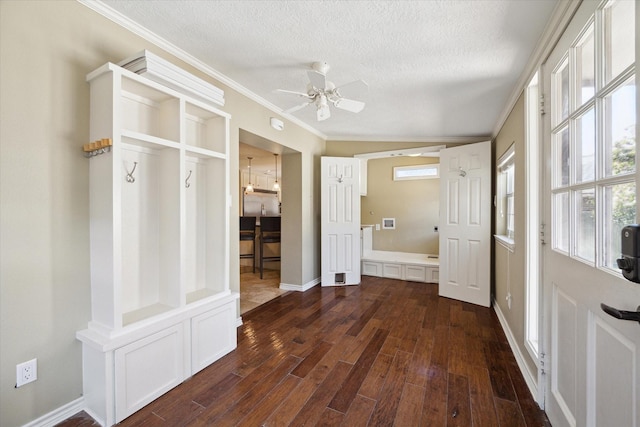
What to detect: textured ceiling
<box><xmin>100</xmin><ymin>0</ymin><xmax>558</xmax><ymax>141</ymax></box>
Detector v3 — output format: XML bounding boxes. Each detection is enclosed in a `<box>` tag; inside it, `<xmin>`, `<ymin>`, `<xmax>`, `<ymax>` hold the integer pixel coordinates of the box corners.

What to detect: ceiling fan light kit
<box><xmin>245</xmin><ymin>157</ymin><xmax>254</xmax><ymax>194</ymax></box>
<box><xmin>278</xmin><ymin>61</ymin><xmax>368</xmax><ymax>121</ymax></box>
<box><xmin>272</xmin><ymin>153</ymin><xmax>281</xmax><ymax>191</ymax></box>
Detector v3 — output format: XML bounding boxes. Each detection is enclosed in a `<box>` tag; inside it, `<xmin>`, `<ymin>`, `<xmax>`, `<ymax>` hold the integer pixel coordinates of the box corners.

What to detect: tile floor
<box><xmin>239</xmin><ymin>267</ymin><xmax>287</xmax><ymax>314</ymax></box>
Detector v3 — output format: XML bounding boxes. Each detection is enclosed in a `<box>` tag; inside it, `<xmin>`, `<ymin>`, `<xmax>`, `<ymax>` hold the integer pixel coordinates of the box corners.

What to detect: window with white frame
<box><xmin>497</xmin><ymin>144</ymin><xmax>516</xmax><ymax>242</ymax></box>
<box><xmin>393</xmin><ymin>164</ymin><xmax>439</xmax><ymax>181</ymax></box>
<box><xmin>550</xmin><ymin>0</ymin><xmax>636</xmax><ymax>271</ymax></box>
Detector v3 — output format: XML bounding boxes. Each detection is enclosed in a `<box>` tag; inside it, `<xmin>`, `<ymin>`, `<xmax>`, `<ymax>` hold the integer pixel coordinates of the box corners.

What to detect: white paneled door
<box><xmin>542</xmin><ymin>1</ymin><xmax>640</xmax><ymax>426</ymax></box>
<box><xmin>321</xmin><ymin>157</ymin><xmax>361</xmax><ymax>286</ymax></box>
<box><xmin>439</xmin><ymin>141</ymin><xmax>491</xmax><ymax>307</ymax></box>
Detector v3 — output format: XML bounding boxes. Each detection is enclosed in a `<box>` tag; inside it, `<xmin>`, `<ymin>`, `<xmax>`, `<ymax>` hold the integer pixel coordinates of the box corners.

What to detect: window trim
<box><xmin>549</xmin><ymin>0</ymin><xmax>636</xmax><ymax>275</ymax></box>
<box><xmin>392</xmin><ymin>164</ymin><xmax>439</xmax><ymax>181</ymax></box>
<box><xmin>497</xmin><ymin>143</ymin><xmax>516</xmax><ymax>244</ymax></box>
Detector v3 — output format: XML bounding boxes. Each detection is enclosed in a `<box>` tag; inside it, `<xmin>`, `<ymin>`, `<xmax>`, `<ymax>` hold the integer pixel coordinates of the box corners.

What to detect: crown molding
<box><xmin>78</xmin><ymin>0</ymin><xmax>327</xmax><ymax>140</ymax></box>
<box><xmin>492</xmin><ymin>0</ymin><xmax>582</xmax><ymax>137</ymax></box>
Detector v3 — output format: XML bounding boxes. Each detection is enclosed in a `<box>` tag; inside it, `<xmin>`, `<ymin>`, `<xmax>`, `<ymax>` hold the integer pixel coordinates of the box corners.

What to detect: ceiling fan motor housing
<box><xmin>312</xmin><ymin>61</ymin><xmax>330</xmax><ymax>75</ymax></box>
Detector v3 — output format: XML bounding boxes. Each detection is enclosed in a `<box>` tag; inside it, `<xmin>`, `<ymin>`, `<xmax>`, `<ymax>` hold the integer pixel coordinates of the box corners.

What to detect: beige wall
<box><xmin>493</xmin><ymin>93</ymin><xmax>537</xmax><ymax>377</ymax></box>
<box><xmin>362</xmin><ymin>156</ymin><xmax>440</xmax><ymax>253</ymax></box>
<box><xmin>0</xmin><ymin>1</ymin><xmax>324</xmax><ymax>426</ymax></box>
<box><xmin>326</xmin><ymin>141</ymin><xmax>447</xmax><ymax>254</ymax></box>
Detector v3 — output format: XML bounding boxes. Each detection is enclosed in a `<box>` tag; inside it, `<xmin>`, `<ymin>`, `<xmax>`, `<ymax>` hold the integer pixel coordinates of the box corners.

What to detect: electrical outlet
<box><xmin>16</xmin><ymin>358</ymin><xmax>37</xmax><ymax>387</ymax></box>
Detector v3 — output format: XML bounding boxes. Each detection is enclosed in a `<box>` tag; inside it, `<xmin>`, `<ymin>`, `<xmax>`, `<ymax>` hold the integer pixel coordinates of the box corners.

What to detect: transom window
<box><xmin>393</xmin><ymin>164</ymin><xmax>439</xmax><ymax>181</ymax></box>
<box><xmin>550</xmin><ymin>0</ymin><xmax>636</xmax><ymax>271</ymax></box>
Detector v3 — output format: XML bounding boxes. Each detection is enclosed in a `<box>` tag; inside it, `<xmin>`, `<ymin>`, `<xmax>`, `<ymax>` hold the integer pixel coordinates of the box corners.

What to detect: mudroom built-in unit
<box><xmin>76</xmin><ymin>52</ymin><xmax>238</xmax><ymax>426</ymax></box>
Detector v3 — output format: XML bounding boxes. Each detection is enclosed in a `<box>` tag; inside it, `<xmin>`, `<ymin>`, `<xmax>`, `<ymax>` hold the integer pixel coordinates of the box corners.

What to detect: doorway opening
<box><xmin>238</xmin><ymin>131</ymin><xmax>300</xmax><ymax>314</ymax></box>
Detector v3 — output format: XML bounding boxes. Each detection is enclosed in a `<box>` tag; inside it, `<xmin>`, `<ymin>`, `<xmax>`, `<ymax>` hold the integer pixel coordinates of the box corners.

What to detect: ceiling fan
<box><xmin>278</xmin><ymin>61</ymin><xmax>368</xmax><ymax>121</ymax></box>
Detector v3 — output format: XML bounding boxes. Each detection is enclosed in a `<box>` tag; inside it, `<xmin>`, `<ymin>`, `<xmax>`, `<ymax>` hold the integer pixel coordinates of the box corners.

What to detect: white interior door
<box><xmin>321</xmin><ymin>157</ymin><xmax>360</xmax><ymax>286</ymax></box>
<box><xmin>439</xmin><ymin>140</ymin><xmax>491</xmax><ymax>307</ymax></box>
<box><xmin>542</xmin><ymin>1</ymin><xmax>640</xmax><ymax>426</ymax></box>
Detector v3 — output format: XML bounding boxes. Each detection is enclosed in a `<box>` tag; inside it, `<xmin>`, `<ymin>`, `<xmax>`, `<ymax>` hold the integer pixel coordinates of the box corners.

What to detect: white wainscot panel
<box><xmin>589</xmin><ymin>313</ymin><xmax>637</xmax><ymax>427</ymax></box>
<box><xmin>328</xmin><ymin>234</ymin><xmax>338</xmax><ymax>272</ymax></box>
<box><xmin>383</xmin><ymin>263</ymin><xmax>402</xmax><ymax>279</ymax></box>
<box><xmin>447</xmin><ymin>239</ymin><xmax>459</xmax><ymax>285</ymax></box>
<box><xmin>428</xmin><ymin>268</ymin><xmax>439</xmax><ymax>283</ymax></box>
<box><xmin>405</xmin><ymin>265</ymin><xmax>427</xmax><ymax>282</ymax></box>
<box><xmin>468</xmin><ymin>177</ymin><xmax>481</xmax><ymax>225</ymax></box>
<box><xmin>345</xmin><ymin>185</ymin><xmax>353</xmax><ymax>223</ymax></box>
<box><xmin>467</xmin><ymin>240</ymin><xmax>480</xmax><ymax>289</ymax></box>
<box><xmin>448</xmin><ymin>155</ymin><xmax>460</xmax><ymax>171</ymax></box>
<box><xmin>344</xmin><ymin>234</ymin><xmax>354</xmax><ymax>271</ymax></box>
<box><xmin>192</xmin><ymin>303</ymin><xmax>237</xmax><ymax>374</ymax></box>
<box><xmin>552</xmin><ymin>285</ymin><xmax>578</xmax><ymax>427</ymax></box>
<box><xmin>329</xmin><ymin>185</ymin><xmax>338</xmax><ymax>222</ymax></box>
<box><xmin>469</xmin><ymin>153</ymin><xmax>481</xmax><ymax>170</ymax></box>
<box><xmin>448</xmin><ymin>180</ymin><xmax>459</xmax><ymax>225</ymax></box>
<box><xmin>115</xmin><ymin>324</ymin><xmax>184</xmax><ymax>422</ymax></box>
<box><xmin>362</xmin><ymin>261</ymin><xmax>382</xmax><ymax>276</ymax></box>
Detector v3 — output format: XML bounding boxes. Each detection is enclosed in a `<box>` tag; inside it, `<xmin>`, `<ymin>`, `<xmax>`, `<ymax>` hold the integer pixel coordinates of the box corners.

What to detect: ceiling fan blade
<box><xmin>335</xmin><ymin>79</ymin><xmax>368</xmax><ymax>101</ymax></box>
<box><xmin>284</xmin><ymin>101</ymin><xmax>312</xmax><ymax>114</ymax></box>
<box><xmin>317</xmin><ymin>103</ymin><xmax>331</xmax><ymax>121</ymax></box>
<box><xmin>333</xmin><ymin>97</ymin><xmax>366</xmax><ymax>113</ymax></box>
<box><xmin>307</xmin><ymin>70</ymin><xmax>327</xmax><ymax>90</ymax></box>
<box><xmin>276</xmin><ymin>88</ymin><xmax>312</xmax><ymax>98</ymax></box>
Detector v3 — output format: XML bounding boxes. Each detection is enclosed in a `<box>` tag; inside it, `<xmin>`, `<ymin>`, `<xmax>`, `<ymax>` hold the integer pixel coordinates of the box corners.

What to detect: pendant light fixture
<box><xmin>272</xmin><ymin>153</ymin><xmax>280</xmax><ymax>191</ymax></box>
<box><xmin>245</xmin><ymin>157</ymin><xmax>254</xmax><ymax>194</ymax></box>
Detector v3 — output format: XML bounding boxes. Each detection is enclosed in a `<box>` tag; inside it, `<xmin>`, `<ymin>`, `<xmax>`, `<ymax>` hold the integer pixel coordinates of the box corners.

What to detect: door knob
<box><xmin>601</xmin><ymin>303</ymin><xmax>640</xmax><ymax>324</ymax></box>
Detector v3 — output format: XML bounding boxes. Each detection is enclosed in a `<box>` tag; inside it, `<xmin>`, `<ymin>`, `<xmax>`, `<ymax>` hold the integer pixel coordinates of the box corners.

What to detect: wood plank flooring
<box><xmin>58</xmin><ymin>277</ymin><xmax>550</xmax><ymax>427</ymax></box>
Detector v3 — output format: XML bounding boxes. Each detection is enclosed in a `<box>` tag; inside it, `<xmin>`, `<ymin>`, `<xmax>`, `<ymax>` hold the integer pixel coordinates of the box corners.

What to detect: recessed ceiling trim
<box><xmin>79</xmin><ymin>0</ymin><xmax>327</xmax><ymax>140</ymax></box>
<box><xmin>354</xmin><ymin>145</ymin><xmax>447</xmax><ymax>160</ymax></box>
<box><xmin>328</xmin><ymin>135</ymin><xmax>490</xmax><ymax>144</ymax></box>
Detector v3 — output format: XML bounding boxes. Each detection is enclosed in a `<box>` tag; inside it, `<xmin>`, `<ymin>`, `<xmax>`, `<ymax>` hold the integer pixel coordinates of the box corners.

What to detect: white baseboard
<box><xmin>280</xmin><ymin>277</ymin><xmax>320</xmax><ymax>292</ymax></box>
<box><xmin>22</xmin><ymin>397</ymin><xmax>89</xmax><ymax>427</ymax></box>
<box><xmin>493</xmin><ymin>299</ymin><xmax>539</xmax><ymax>403</ymax></box>
<box><xmin>236</xmin><ymin>316</ymin><xmax>243</xmax><ymax>327</ymax></box>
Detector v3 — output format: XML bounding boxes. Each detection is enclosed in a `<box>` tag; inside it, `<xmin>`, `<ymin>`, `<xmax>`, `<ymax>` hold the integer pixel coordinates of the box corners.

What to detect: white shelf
<box><xmin>184</xmin><ymin>145</ymin><xmax>226</xmax><ymax>160</ymax></box>
<box><xmin>122</xmin><ymin>130</ymin><xmax>181</xmax><ymax>150</ymax></box>
<box><xmin>122</xmin><ymin>303</ymin><xmax>174</xmax><ymax>327</ymax></box>
<box><xmin>185</xmin><ymin>101</ymin><xmax>228</xmax><ymax>152</ymax></box>
<box><xmin>186</xmin><ymin>288</ymin><xmax>218</xmax><ymax>304</ymax></box>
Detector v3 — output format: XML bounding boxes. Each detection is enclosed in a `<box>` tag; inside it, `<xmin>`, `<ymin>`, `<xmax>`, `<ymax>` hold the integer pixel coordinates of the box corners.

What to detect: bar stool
<box><xmin>259</xmin><ymin>216</ymin><xmax>281</xmax><ymax>279</ymax></box>
<box><xmin>239</xmin><ymin>216</ymin><xmax>257</xmax><ymax>273</ymax></box>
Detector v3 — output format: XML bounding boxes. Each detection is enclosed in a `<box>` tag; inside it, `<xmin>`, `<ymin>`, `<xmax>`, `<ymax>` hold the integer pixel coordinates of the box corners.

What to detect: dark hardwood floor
<box><xmin>58</xmin><ymin>277</ymin><xmax>550</xmax><ymax>426</ymax></box>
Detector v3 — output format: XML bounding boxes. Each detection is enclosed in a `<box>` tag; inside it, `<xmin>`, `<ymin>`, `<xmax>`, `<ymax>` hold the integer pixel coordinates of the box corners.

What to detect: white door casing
<box><xmin>542</xmin><ymin>1</ymin><xmax>640</xmax><ymax>426</ymax></box>
<box><xmin>439</xmin><ymin>141</ymin><xmax>492</xmax><ymax>307</ymax></box>
<box><xmin>321</xmin><ymin>157</ymin><xmax>361</xmax><ymax>286</ymax></box>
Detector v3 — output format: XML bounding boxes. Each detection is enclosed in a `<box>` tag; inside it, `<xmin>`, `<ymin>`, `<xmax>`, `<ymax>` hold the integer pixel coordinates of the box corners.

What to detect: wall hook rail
<box><xmin>83</xmin><ymin>138</ymin><xmax>112</xmax><ymax>158</ymax></box>
<box><xmin>125</xmin><ymin>162</ymin><xmax>137</xmax><ymax>183</ymax></box>
<box><xmin>185</xmin><ymin>170</ymin><xmax>192</xmax><ymax>188</ymax></box>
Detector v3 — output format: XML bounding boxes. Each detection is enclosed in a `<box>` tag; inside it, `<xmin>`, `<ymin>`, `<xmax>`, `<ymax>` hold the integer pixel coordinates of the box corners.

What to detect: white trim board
<box><xmin>21</xmin><ymin>397</ymin><xmax>91</xmax><ymax>427</ymax></box>
<box><xmin>280</xmin><ymin>277</ymin><xmax>320</xmax><ymax>292</ymax></box>
<box><xmin>493</xmin><ymin>299</ymin><xmax>541</xmax><ymax>407</ymax></box>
